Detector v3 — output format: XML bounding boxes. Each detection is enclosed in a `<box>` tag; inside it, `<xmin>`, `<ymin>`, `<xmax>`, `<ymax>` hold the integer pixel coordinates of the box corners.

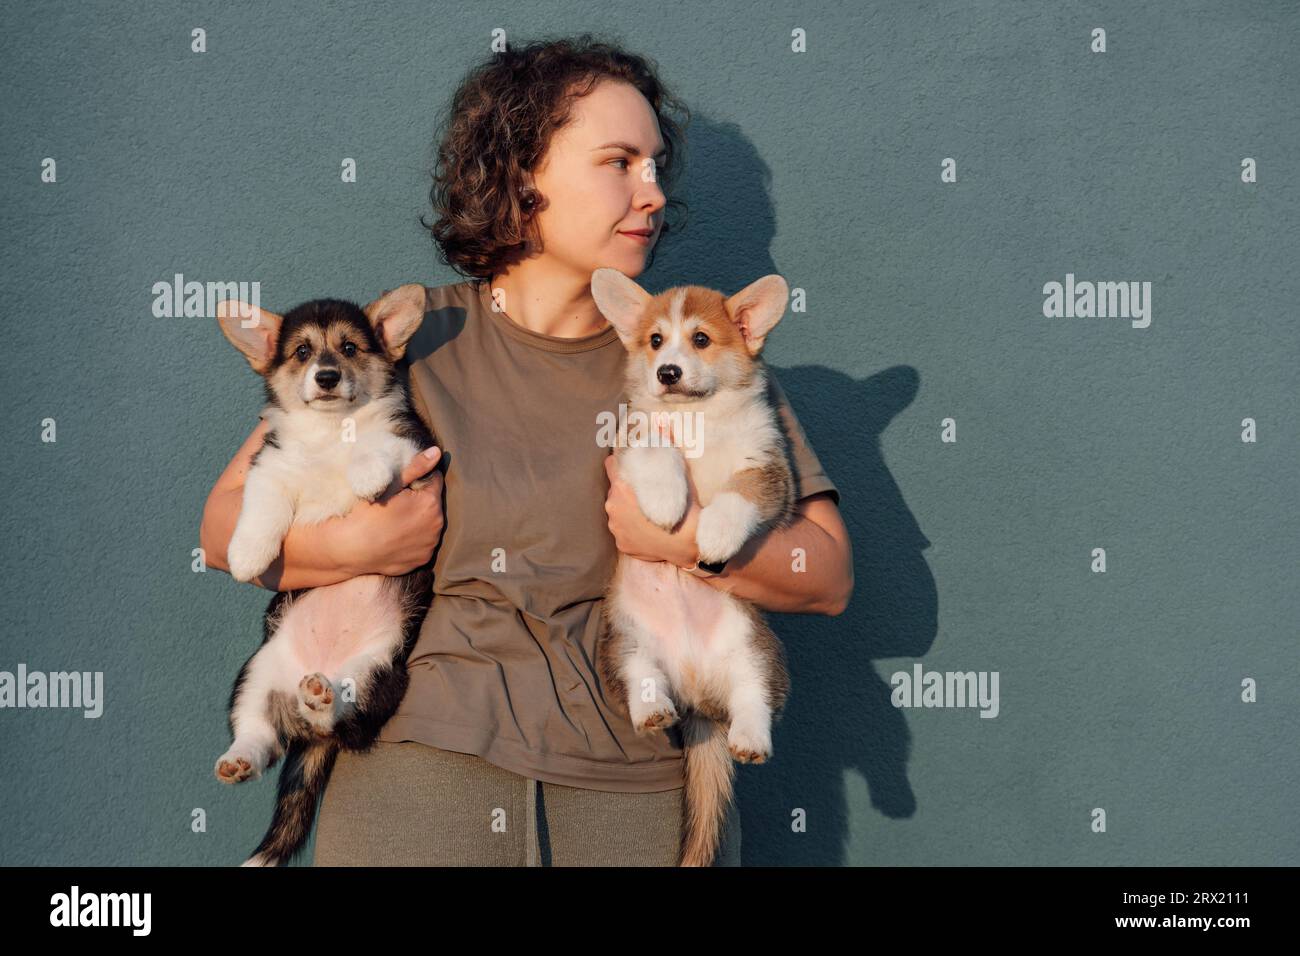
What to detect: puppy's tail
<box><xmin>677</xmin><ymin>712</ymin><xmax>735</xmax><ymax>867</ymax></box>
<box><xmin>241</xmin><ymin>737</ymin><xmax>340</xmax><ymax>867</ymax></box>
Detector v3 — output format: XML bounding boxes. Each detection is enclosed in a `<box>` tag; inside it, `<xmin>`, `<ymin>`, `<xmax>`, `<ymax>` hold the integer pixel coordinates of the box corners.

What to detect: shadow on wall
<box><xmin>652</xmin><ymin>114</ymin><xmax>939</xmax><ymax>866</ymax></box>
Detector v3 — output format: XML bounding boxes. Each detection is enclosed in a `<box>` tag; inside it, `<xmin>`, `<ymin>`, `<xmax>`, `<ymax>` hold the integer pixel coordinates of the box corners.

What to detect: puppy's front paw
<box><xmin>348</xmin><ymin>455</ymin><xmax>395</xmax><ymax>501</ymax></box>
<box><xmin>227</xmin><ymin>530</ymin><xmax>281</xmax><ymax>583</ymax></box>
<box><xmin>635</xmin><ymin>474</ymin><xmax>688</xmax><ymax>530</ymax></box>
<box><xmin>694</xmin><ymin>492</ymin><xmax>760</xmax><ymax>564</ymax></box>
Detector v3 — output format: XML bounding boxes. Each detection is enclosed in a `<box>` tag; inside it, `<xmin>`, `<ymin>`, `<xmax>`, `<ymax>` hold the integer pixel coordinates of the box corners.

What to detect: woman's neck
<box><xmin>486</xmin><ymin>261</ymin><xmax>611</xmax><ymax>338</ymax></box>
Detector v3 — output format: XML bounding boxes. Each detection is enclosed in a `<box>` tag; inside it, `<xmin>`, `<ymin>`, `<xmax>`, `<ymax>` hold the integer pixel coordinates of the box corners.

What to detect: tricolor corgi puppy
<box><xmin>212</xmin><ymin>285</ymin><xmax>439</xmax><ymax>867</ymax></box>
<box><xmin>591</xmin><ymin>269</ymin><xmax>796</xmax><ymax>867</ymax></box>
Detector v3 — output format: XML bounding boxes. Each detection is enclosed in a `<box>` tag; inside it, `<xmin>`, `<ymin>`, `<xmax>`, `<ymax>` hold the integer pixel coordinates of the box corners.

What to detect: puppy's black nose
<box><xmin>657</xmin><ymin>364</ymin><xmax>681</xmax><ymax>385</ymax></box>
<box><xmin>315</xmin><ymin>368</ymin><xmax>341</xmax><ymax>390</ymax></box>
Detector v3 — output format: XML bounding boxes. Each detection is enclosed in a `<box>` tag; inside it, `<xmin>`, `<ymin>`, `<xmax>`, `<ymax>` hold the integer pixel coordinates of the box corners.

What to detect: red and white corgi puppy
<box><xmin>591</xmin><ymin>268</ymin><xmax>796</xmax><ymax>867</ymax></box>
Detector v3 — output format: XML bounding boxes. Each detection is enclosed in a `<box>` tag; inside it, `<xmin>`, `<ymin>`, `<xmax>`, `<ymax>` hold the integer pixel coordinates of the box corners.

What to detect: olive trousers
<box><xmin>312</xmin><ymin>740</ymin><xmax>741</xmax><ymax>866</ymax></box>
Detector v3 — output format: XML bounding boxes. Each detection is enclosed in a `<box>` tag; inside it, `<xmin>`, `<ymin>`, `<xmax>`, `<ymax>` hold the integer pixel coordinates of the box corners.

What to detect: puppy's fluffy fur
<box><xmin>591</xmin><ymin>269</ymin><xmax>796</xmax><ymax>867</ymax></box>
<box><xmin>212</xmin><ymin>285</ymin><xmax>437</xmax><ymax>866</ymax></box>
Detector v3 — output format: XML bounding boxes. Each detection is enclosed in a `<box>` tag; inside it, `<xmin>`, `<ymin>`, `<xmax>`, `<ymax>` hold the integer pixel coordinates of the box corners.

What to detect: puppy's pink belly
<box><xmin>274</xmin><ymin>575</ymin><xmax>402</xmax><ymax>673</ymax></box>
<box><xmin>618</xmin><ymin>559</ymin><xmax>728</xmax><ymax>650</ymax></box>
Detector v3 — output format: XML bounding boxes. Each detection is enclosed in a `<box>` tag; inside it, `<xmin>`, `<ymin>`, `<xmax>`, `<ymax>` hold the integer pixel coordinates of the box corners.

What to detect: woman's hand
<box><xmin>334</xmin><ymin>448</ymin><xmax>446</xmax><ymax>576</ymax></box>
<box><xmin>603</xmin><ymin>453</ymin><xmax>700</xmax><ymax>568</ymax></box>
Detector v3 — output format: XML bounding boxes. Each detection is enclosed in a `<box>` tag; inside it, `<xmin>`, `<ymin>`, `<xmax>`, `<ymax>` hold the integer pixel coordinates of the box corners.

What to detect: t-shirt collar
<box><xmin>473</xmin><ymin>280</ymin><xmax>619</xmax><ymax>354</ymax></box>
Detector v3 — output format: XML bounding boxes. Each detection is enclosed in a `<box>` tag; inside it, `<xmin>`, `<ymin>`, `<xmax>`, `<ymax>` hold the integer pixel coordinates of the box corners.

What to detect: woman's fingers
<box><xmin>401</xmin><ymin>446</ymin><xmax>442</xmax><ymax>488</ymax></box>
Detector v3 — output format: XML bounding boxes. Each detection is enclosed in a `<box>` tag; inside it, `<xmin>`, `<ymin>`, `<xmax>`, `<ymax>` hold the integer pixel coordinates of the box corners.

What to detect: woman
<box><xmin>199</xmin><ymin>35</ymin><xmax>853</xmax><ymax>866</ymax></box>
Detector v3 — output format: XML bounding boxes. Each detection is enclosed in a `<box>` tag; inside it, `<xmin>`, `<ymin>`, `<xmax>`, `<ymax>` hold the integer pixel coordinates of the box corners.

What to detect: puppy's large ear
<box><xmin>591</xmin><ymin>268</ymin><xmax>651</xmax><ymax>346</ymax></box>
<box><xmin>217</xmin><ymin>299</ymin><xmax>283</xmax><ymax>374</ymax></box>
<box><xmin>725</xmin><ymin>275</ymin><xmax>789</xmax><ymax>356</ymax></box>
<box><xmin>364</xmin><ymin>284</ymin><xmax>427</xmax><ymax>361</ymax></box>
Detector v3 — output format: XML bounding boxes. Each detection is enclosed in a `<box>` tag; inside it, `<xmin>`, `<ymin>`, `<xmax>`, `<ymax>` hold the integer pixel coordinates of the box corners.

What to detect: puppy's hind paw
<box><xmin>298</xmin><ymin>672</ymin><xmax>335</xmax><ymax>711</ymax></box>
<box><xmin>298</xmin><ymin>673</ymin><xmax>339</xmax><ymax>735</ymax></box>
<box><xmin>215</xmin><ymin>752</ymin><xmax>260</xmax><ymax>784</ymax></box>
<box><xmin>727</xmin><ymin>744</ymin><xmax>769</xmax><ymax>764</ymax></box>
<box><xmin>726</xmin><ymin>724</ymin><xmax>772</xmax><ymax>764</ymax></box>
<box><xmin>631</xmin><ymin>696</ymin><xmax>680</xmax><ymax>735</ymax></box>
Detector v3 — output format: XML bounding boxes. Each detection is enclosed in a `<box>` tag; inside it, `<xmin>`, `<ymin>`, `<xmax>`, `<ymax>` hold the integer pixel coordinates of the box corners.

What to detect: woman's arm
<box><xmin>199</xmin><ymin>419</ymin><xmax>446</xmax><ymax>592</ymax></box>
<box><xmin>688</xmin><ymin>492</ymin><xmax>852</xmax><ymax>615</ymax></box>
<box><xmin>603</xmin><ymin>456</ymin><xmax>853</xmax><ymax>616</ymax></box>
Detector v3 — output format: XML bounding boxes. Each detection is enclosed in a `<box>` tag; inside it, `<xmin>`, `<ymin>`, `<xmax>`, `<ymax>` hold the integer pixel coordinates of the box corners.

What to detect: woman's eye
<box><xmin>341</xmin><ymin>342</ymin><xmax>357</xmax><ymax>357</ymax></box>
<box><xmin>295</xmin><ymin>344</ymin><xmax>311</xmax><ymax>361</ymax></box>
<box><xmin>609</xmin><ymin>157</ymin><xmax>629</xmax><ymax>170</ymax></box>
<box><xmin>692</xmin><ymin>331</ymin><xmax>710</xmax><ymax>348</ymax></box>
<box><xmin>649</xmin><ymin>333</ymin><xmax>663</xmax><ymax>349</ymax></box>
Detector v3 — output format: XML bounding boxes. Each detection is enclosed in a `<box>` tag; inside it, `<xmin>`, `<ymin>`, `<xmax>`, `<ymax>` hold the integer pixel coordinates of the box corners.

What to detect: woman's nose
<box><xmin>635</xmin><ymin>169</ymin><xmax>667</xmax><ymax>211</ymax></box>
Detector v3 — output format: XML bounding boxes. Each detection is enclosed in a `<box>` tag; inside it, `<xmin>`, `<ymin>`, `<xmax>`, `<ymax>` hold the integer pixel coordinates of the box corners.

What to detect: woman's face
<box><xmin>528</xmin><ymin>79</ymin><xmax>669</xmax><ymax>282</ymax></box>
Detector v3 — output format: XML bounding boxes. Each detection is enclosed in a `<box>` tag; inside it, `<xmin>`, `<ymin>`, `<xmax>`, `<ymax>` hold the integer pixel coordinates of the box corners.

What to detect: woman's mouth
<box><xmin>618</xmin><ymin>229</ymin><xmax>653</xmax><ymax>246</ymax></box>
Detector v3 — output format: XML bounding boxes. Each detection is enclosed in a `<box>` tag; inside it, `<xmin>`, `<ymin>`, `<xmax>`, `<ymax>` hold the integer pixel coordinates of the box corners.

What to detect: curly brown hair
<box><xmin>423</xmin><ymin>33</ymin><xmax>690</xmax><ymax>280</ymax></box>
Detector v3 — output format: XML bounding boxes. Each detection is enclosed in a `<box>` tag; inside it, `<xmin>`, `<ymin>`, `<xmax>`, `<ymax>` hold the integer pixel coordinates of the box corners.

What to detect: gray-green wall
<box><xmin>1</xmin><ymin>0</ymin><xmax>1295</xmax><ymax>865</ymax></box>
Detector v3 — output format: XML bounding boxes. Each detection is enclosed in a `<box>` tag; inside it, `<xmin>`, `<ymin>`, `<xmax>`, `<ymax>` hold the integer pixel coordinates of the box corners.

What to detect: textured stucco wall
<box><xmin>0</xmin><ymin>0</ymin><xmax>1295</xmax><ymax>865</ymax></box>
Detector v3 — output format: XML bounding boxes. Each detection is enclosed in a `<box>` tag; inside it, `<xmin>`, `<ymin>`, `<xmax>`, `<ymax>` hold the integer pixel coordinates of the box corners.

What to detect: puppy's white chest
<box><xmin>687</xmin><ymin>435</ymin><xmax>748</xmax><ymax>506</ymax></box>
<box><xmin>686</xmin><ymin>404</ymin><xmax>775</xmax><ymax>505</ymax></box>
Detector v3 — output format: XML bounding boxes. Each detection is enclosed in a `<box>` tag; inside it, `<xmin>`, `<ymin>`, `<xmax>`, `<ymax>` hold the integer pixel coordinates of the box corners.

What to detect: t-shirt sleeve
<box><xmin>765</xmin><ymin>369</ymin><xmax>840</xmax><ymax>506</ymax></box>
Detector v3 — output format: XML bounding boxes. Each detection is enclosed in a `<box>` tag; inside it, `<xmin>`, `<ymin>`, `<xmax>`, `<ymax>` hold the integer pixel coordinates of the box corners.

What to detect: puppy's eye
<box><xmin>649</xmin><ymin>333</ymin><xmax>663</xmax><ymax>349</ymax></box>
<box><xmin>692</xmin><ymin>331</ymin><xmax>710</xmax><ymax>348</ymax></box>
<box><xmin>295</xmin><ymin>344</ymin><xmax>311</xmax><ymax>361</ymax></box>
<box><xmin>341</xmin><ymin>342</ymin><xmax>357</xmax><ymax>357</ymax></box>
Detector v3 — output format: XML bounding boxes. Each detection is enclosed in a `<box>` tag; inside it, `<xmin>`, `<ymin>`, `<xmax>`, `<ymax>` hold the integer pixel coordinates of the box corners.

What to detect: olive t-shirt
<box><xmin>375</xmin><ymin>279</ymin><xmax>840</xmax><ymax>792</ymax></box>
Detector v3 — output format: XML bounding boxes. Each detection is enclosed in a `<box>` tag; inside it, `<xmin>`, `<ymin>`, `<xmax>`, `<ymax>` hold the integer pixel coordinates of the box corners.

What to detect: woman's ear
<box><xmin>591</xmin><ymin>268</ymin><xmax>651</xmax><ymax>344</ymax></box>
<box><xmin>725</xmin><ymin>274</ymin><xmax>790</xmax><ymax>355</ymax></box>
<box><xmin>518</xmin><ymin>168</ymin><xmax>549</xmax><ymax>223</ymax></box>
<box><xmin>216</xmin><ymin>299</ymin><xmax>283</xmax><ymax>374</ymax></box>
<box><xmin>364</xmin><ymin>284</ymin><xmax>428</xmax><ymax>360</ymax></box>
